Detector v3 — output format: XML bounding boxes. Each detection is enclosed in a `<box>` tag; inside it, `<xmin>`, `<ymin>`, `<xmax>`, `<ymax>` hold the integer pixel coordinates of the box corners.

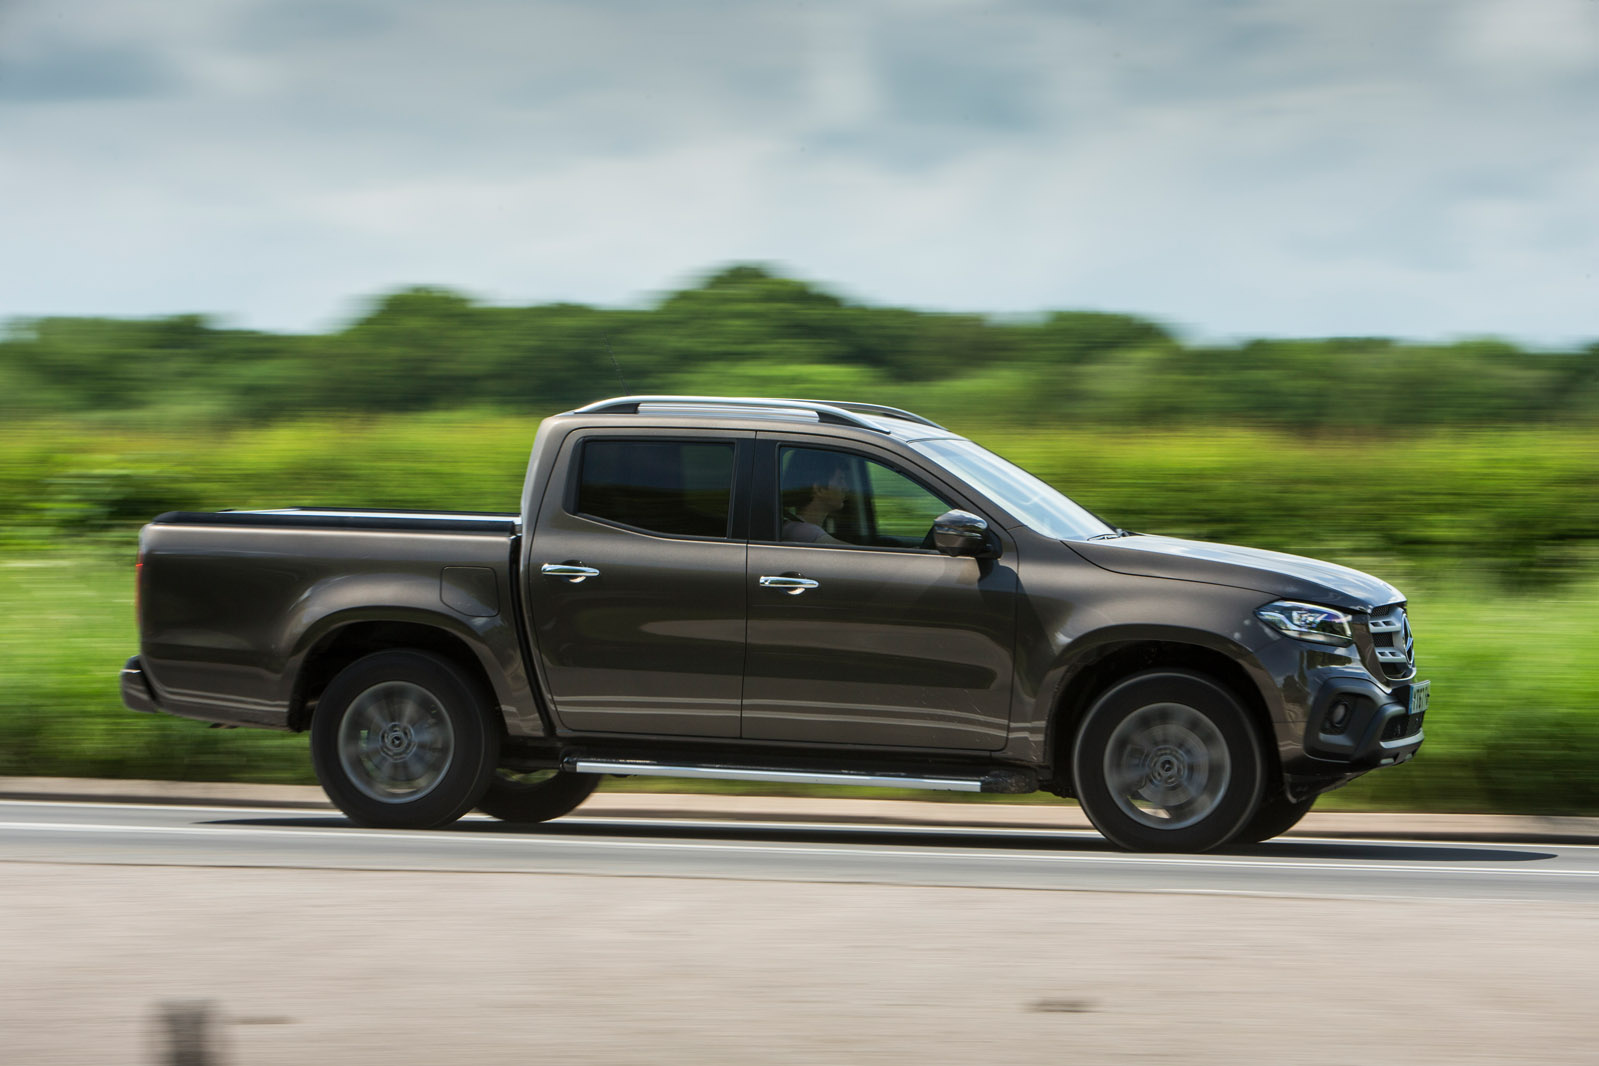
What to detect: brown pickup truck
<box><xmin>122</xmin><ymin>395</ymin><xmax>1427</xmax><ymax>851</ymax></box>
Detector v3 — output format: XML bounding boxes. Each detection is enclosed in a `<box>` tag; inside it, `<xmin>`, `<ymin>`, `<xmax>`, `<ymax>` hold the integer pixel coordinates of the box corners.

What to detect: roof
<box><xmin>565</xmin><ymin>395</ymin><xmax>957</xmax><ymax>441</ymax></box>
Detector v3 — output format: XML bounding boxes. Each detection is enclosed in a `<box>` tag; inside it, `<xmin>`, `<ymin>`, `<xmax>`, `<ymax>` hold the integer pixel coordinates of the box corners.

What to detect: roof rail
<box><xmin>569</xmin><ymin>395</ymin><xmax>945</xmax><ymax>432</ymax></box>
<box><xmin>803</xmin><ymin>400</ymin><xmax>945</xmax><ymax>430</ymax></box>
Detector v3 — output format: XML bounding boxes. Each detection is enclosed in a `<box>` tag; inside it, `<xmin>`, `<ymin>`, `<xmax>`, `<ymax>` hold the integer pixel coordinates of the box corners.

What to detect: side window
<box><xmin>576</xmin><ymin>439</ymin><xmax>735</xmax><ymax>538</ymax></box>
<box><xmin>867</xmin><ymin>460</ymin><xmax>954</xmax><ymax>541</ymax></box>
<box><xmin>779</xmin><ymin>446</ymin><xmax>953</xmax><ymax>549</ymax></box>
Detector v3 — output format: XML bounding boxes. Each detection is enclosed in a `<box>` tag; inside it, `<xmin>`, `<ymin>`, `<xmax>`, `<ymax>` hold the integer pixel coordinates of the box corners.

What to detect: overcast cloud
<box><xmin>1</xmin><ymin>0</ymin><xmax>1595</xmax><ymax>343</ymax></box>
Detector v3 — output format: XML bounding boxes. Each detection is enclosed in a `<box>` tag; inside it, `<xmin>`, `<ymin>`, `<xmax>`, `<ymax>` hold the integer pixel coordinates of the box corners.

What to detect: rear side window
<box><xmin>576</xmin><ymin>440</ymin><xmax>735</xmax><ymax>538</ymax></box>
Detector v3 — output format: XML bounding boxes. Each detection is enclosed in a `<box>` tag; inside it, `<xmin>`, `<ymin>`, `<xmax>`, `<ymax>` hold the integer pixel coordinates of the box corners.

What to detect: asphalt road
<box><xmin>3</xmin><ymin>797</ymin><xmax>1597</xmax><ymax>901</ymax></box>
<box><xmin>6</xmin><ymin>797</ymin><xmax>1599</xmax><ymax>1065</ymax></box>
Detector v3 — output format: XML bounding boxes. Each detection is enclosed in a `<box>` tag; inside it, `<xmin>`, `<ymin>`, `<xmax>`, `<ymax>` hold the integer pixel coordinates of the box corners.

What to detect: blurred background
<box><xmin>2</xmin><ymin>0</ymin><xmax>1596</xmax><ymax>814</ymax></box>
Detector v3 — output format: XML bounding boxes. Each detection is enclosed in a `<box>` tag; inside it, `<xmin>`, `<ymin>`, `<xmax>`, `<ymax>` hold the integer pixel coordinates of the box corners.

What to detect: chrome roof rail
<box><xmin>569</xmin><ymin>395</ymin><xmax>945</xmax><ymax>431</ymax></box>
<box><xmin>805</xmin><ymin>400</ymin><xmax>945</xmax><ymax>430</ymax></box>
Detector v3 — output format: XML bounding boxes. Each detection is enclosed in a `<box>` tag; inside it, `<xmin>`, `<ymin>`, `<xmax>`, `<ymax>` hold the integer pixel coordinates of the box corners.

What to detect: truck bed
<box><xmin>153</xmin><ymin>507</ymin><xmax>519</xmax><ymax>534</ymax></box>
<box><xmin>132</xmin><ymin>507</ymin><xmax>541</xmax><ymax>736</ymax></box>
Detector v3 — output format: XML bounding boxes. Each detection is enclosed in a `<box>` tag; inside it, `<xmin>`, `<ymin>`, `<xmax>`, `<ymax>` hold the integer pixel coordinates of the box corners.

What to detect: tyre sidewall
<box><xmin>478</xmin><ymin>770</ymin><xmax>601</xmax><ymax>823</ymax></box>
<box><xmin>311</xmin><ymin>650</ymin><xmax>500</xmax><ymax>829</ymax></box>
<box><xmin>1072</xmin><ymin>669</ymin><xmax>1264</xmax><ymax>852</ymax></box>
<box><xmin>1233</xmin><ymin>791</ymin><xmax>1316</xmax><ymax>845</ymax></box>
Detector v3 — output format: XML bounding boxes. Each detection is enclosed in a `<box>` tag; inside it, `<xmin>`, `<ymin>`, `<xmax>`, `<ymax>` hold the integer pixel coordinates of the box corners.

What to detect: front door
<box><xmin>527</xmin><ymin>430</ymin><xmax>751</xmax><ymax>737</ymax></box>
<box><xmin>742</xmin><ymin>440</ymin><xmax>1018</xmax><ymax>750</ymax></box>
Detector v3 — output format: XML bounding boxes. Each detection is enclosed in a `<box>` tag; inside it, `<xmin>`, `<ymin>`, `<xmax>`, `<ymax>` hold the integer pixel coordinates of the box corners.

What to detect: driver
<box><xmin>780</xmin><ymin>451</ymin><xmax>851</xmax><ymax>544</ymax></box>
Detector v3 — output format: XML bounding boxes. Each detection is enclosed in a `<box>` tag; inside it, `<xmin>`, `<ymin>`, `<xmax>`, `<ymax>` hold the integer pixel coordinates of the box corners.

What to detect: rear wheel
<box><xmin>1233</xmin><ymin>791</ymin><xmax>1315</xmax><ymax>844</ymax></box>
<box><xmin>311</xmin><ymin>650</ymin><xmax>499</xmax><ymax>829</ymax></box>
<box><xmin>1072</xmin><ymin>670</ymin><xmax>1264</xmax><ymax>852</ymax></box>
<box><xmin>478</xmin><ymin>769</ymin><xmax>601</xmax><ymax>823</ymax></box>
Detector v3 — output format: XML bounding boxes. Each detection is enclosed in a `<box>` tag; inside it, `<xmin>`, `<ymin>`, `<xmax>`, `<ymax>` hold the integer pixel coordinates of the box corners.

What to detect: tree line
<box><xmin>3</xmin><ymin>264</ymin><xmax>1596</xmax><ymax>428</ymax></box>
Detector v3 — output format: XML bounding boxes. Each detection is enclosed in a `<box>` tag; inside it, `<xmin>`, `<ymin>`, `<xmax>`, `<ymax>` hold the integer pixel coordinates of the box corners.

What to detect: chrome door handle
<box><xmin>759</xmin><ymin>575</ymin><xmax>819</xmax><ymax>596</ymax></box>
<box><xmin>541</xmin><ymin>563</ymin><xmax>600</xmax><ymax>583</ymax></box>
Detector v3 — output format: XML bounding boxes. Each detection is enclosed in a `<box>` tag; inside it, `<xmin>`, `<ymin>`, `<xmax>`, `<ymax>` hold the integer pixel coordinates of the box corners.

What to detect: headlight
<box><xmin>1255</xmin><ymin>600</ymin><xmax>1354</xmax><ymax>646</ymax></box>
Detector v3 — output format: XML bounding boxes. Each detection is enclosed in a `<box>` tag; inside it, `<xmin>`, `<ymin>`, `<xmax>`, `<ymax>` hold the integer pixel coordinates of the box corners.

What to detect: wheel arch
<box><xmin>1043</xmin><ymin>633</ymin><xmax>1278</xmax><ymax>797</ymax></box>
<box><xmin>288</xmin><ymin>615</ymin><xmax>504</xmax><ymax>735</ymax></box>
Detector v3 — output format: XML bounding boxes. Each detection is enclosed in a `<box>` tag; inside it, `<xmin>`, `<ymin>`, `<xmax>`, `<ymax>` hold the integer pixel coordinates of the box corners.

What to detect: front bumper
<box><xmin>1258</xmin><ymin>636</ymin><xmax>1427</xmax><ymax>799</ymax></box>
<box><xmin>120</xmin><ymin>655</ymin><xmax>161</xmax><ymax>714</ymax></box>
<box><xmin>1300</xmin><ymin>673</ymin><xmax>1426</xmax><ymax>770</ymax></box>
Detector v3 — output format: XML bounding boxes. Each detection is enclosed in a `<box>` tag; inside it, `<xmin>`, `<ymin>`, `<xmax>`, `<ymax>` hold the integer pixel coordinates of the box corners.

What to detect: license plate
<box><xmin>1409</xmin><ymin>680</ymin><xmax>1430</xmax><ymax>715</ymax></box>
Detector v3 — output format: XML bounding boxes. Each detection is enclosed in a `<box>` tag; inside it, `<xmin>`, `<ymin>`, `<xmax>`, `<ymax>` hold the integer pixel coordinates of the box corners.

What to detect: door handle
<box><xmin>541</xmin><ymin>563</ymin><xmax>601</xmax><ymax>584</ymax></box>
<box><xmin>759</xmin><ymin>575</ymin><xmax>819</xmax><ymax>596</ymax></box>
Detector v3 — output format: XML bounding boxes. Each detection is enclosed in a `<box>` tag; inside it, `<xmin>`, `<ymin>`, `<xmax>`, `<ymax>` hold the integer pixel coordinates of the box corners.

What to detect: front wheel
<box><xmin>311</xmin><ymin>650</ymin><xmax>499</xmax><ymax>829</ymax></box>
<box><xmin>478</xmin><ymin>769</ymin><xmax>601</xmax><ymax>823</ymax></box>
<box><xmin>1072</xmin><ymin>670</ymin><xmax>1264</xmax><ymax>852</ymax></box>
<box><xmin>1233</xmin><ymin>791</ymin><xmax>1315</xmax><ymax>844</ymax></box>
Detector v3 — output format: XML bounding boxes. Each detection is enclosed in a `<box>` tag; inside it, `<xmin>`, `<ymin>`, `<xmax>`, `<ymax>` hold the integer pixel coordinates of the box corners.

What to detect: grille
<box><xmin>1382</xmin><ymin>710</ymin><xmax>1425</xmax><ymax>742</ymax></box>
<box><xmin>1367</xmin><ymin>606</ymin><xmax>1416</xmax><ymax>680</ymax></box>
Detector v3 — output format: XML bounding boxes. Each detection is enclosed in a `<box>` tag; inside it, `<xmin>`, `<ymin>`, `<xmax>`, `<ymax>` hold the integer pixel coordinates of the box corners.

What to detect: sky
<box><xmin>1</xmin><ymin>0</ymin><xmax>1596</xmax><ymax>345</ymax></box>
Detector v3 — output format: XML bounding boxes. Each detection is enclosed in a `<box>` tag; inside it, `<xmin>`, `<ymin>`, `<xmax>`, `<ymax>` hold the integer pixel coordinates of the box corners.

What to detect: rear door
<box><xmin>526</xmin><ymin>428</ymin><xmax>752</xmax><ymax>737</ymax></box>
<box><xmin>742</xmin><ymin>435</ymin><xmax>1019</xmax><ymax>750</ymax></box>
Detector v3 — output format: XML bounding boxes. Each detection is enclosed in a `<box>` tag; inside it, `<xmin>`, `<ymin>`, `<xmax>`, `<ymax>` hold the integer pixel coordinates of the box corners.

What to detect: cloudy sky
<box><xmin>2</xmin><ymin>0</ymin><xmax>1596</xmax><ymax>344</ymax></box>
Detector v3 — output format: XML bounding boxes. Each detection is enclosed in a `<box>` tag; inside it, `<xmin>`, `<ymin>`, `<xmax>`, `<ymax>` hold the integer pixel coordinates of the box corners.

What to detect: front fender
<box><xmin>1028</xmin><ymin>621</ymin><xmax>1284</xmax><ymax>777</ymax></box>
<box><xmin>1043</xmin><ymin>622</ymin><xmax>1279</xmax><ymax>712</ymax></box>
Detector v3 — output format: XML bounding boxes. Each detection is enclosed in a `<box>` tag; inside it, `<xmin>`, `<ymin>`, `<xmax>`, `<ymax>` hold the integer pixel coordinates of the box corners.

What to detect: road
<box><xmin>2</xmin><ymin>797</ymin><xmax>1597</xmax><ymax>901</ymax></box>
<box><xmin>3</xmin><ymin>798</ymin><xmax>1598</xmax><ymax>1064</ymax></box>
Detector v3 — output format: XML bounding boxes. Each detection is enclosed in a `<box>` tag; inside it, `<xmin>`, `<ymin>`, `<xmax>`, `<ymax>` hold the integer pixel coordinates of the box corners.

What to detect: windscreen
<box><xmin>910</xmin><ymin>438</ymin><xmax>1115</xmax><ymax>541</ymax></box>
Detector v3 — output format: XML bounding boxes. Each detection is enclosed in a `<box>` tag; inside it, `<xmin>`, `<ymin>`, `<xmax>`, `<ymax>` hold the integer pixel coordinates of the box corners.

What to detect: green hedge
<box><xmin>4</xmin><ymin>550</ymin><xmax>1596</xmax><ymax>814</ymax></box>
<box><xmin>3</xmin><ymin>409</ymin><xmax>1595</xmax><ymax>812</ymax></box>
<box><xmin>7</xmin><ymin>414</ymin><xmax>1596</xmax><ymax>585</ymax></box>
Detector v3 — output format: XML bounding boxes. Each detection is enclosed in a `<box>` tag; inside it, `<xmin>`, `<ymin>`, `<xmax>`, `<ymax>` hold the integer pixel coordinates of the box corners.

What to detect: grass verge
<box><xmin>4</xmin><ymin>551</ymin><xmax>1596</xmax><ymax>814</ymax></box>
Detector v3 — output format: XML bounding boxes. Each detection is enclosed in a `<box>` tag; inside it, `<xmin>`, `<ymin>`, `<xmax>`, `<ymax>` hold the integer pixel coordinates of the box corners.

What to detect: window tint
<box><xmin>779</xmin><ymin>446</ymin><xmax>952</xmax><ymax>549</ymax></box>
<box><xmin>577</xmin><ymin>440</ymin><xmax>735</xmax><ymax>538</ymax></box>
<box><xmin>866</xmin><ymin>461</ymin><xmax>951</xmax><ymax>539</ymax></box>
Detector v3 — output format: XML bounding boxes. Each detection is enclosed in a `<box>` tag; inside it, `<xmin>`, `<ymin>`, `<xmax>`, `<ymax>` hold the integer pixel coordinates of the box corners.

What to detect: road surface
<box><xmin>3</xmin><ymin>798</ymin><xmax>1596</xmax><ymax>1064</ymax></box>
<box><xmin>2</xmin><ymin>796</ymin><xmax>1596</xmax><ymax>900</ymax></box>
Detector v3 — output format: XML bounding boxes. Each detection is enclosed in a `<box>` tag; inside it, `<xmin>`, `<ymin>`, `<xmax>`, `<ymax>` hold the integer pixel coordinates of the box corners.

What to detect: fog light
<box><xmin>1324</xmin><ymin>699</ymin><xmax>1352</xmax><ymax>734</ymax></box>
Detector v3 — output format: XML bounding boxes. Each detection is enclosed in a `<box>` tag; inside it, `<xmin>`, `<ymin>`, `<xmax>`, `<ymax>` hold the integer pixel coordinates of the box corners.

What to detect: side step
<box><xmin>566</xmin><ymin>759</ymin><xmax>1037</xmax><ymax>795</ymax></box>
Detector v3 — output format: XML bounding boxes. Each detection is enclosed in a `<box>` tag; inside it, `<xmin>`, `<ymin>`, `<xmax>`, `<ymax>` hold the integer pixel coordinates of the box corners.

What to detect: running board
<box><xmin>566</xmin><ymin>759</ymin><xmax>1037</xmax><ymax>795</ymax></box>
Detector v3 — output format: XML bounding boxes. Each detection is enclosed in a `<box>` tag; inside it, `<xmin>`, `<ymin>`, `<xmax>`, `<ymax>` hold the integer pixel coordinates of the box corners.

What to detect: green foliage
<box><xmin>2</xmin><ymin>264</ymin><xmax>1596</xmax><ymax>809</ymax></box>
<box><xmin>6</xmin><ymin>551</ymin><xmax>1595</xmax><ymax>814</ymax></box>
<box><xmin>1332</xmin><ymin>575</ymin><xmax>1599</xmax><ymax>813</ymax></box>
<box><xmin>5</xmin><ymin>415</ymin><xmax>1597</xmax><ymax>586</ymax></box>
<box><xmin>0</xmin><ymin>554</ymin><xmax>310</xmax><ymax>782</ymax></box>
<box><xmin>6</xmin><ymin>264</ymin><xmax>1591</xmax><ymax>428</ymax></box>
<box><xmin>972</xmin><ymin>426</ymin><xmax>1599</xmax><ymax>586</ymax></box>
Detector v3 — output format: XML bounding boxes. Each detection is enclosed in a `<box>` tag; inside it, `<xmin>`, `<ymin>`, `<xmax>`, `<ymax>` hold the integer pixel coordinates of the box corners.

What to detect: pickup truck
<box><xmin>121</xmin><ymin>395</ymin><xmax>1427</xmax><ymax>851</ymax></box>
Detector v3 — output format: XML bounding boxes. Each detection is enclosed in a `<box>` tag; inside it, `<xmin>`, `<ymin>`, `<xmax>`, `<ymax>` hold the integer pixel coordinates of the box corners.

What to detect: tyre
<box><xmin>1233</xmin><ymin>791</ymin><xmax>1315</xmax><ymax>844</ymax></box>
<box><xmin>311</xmin><ymin>650</ymin><xmax>500</xmax><ymax>829</ymax></box>
<box><xmin>477</xmin><ymin>769</ymin><xmax>601</xmax><ymax>823</ymax></box>
<box><xmin>1072</xmin><ymin>669</ymin><xmax>1264</xmax><ymax>852</ymax></box>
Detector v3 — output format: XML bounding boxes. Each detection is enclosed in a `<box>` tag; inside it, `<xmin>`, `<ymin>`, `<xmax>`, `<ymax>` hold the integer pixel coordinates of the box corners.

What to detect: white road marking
<box><xmin>0</xmin><ymin>819</ymin><xmax>1590</xmax><ymax>879</ymax></box>
<box><xmin>569</xmin><ymin>817</ymin><xmax>1599</xmax><ymax>851</ymax></box>
<box><xmin>0</xmin><ymin>854</ymin><xmax>1553</xmax><ymax>906</ymax></box>
<box><xmin>4</xmin><ymin>800</ymin><xmax>1594</xmax><ymax>852</ymax></box>
<box><xmin>0</xmin><ymin>798</ymin><xmax>333</xmax><ymax>816</ymax></box>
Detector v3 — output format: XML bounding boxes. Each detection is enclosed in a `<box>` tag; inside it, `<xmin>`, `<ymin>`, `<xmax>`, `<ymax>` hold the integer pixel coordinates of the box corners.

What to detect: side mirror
<box><xmin>932</xmin><ymin>510</ymin><xmax>996</xmax><ymax>558</ymax></box>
